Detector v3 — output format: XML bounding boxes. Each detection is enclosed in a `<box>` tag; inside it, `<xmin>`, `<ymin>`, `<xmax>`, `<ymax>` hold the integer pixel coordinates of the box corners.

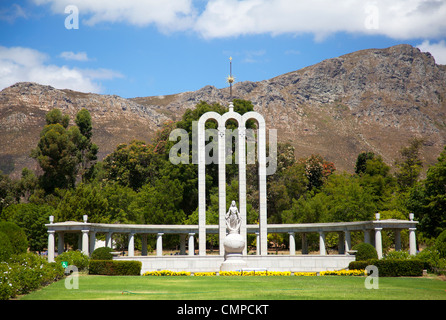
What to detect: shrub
<box><xmin>416</xmin><ymin>247</ymin><xmax>446</xmax><ymax>273</ymax></box>
<box><xmin>348</xmin><ymin>260</ymin><xmax>374</xmax><ymax>270</ymax></box>
<box><xmin>0</xmin><ymin>252</ymin><xmax>64</xmax><ymax>300</ymax></box>
<box><xmin>89</xmin><ymin>260</ymin><xmax>141</xmax><ymax>275</ymax></box>
<box><xmin>0</xmin><ymin>222</ymin><xmax>28</xmax><ymax>255</ymax></box>
<box><xmin>55</xmin><ymin>250</ymin><xmax>90</xmax><ymax>271</ymax></box>
<box><xmin>374</xmin><ymin>259</ymin><xmax>424</xmax><ymax>277</ymax></box>
<box><xmin>91</xmin><ymin>247</ymin><xmax>114</xmax><ymax>260</ymax></box>
<box><xmin>0</xmin><ymin>232</ymin><xmax>13</xmax><ymax>262</ymax></box>
<box><xmin>382</xmin><ymin>251</ymin><xmax>412</xmax><ymax>260</ymax></box>
<box><xmin>435</xmin><ymin>230</ymin><xmax>446</xmax><ymax>259</ymax></box>
<box><xmin>352</xmin><ymin>242</ymin><xmax>378</xmax><ymax>261</ymax></box>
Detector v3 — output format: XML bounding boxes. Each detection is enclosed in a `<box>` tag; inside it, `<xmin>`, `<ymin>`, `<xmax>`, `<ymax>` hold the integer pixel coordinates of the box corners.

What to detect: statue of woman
<box><xmin>226</xmin><ymin>200</ymin><xmax>241</xmax><ymax>234</ymax></box>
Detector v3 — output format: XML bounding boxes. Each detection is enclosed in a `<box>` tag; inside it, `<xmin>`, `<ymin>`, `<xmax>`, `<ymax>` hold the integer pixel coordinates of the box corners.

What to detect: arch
<box><xmin>197</xmin><ymin>105</ymin><xmax>268</xmax><ymax>256</ymax></box>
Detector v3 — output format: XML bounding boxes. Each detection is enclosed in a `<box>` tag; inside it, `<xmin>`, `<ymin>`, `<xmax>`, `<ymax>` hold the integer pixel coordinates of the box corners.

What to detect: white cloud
<box><xmin>0</xmin><ymin>46</ymin><xmax>123</xmax><ymax>93</ymax></box>
<box><xmin>194</xmin><ymin>0</ymin><xmax>446</xmax><ymax>40</ymax></box>
<box><xmin>417</xmin><ymin>40</ymin><xmax>446</xmax><ymax>65</ymax></box>
<box><xmin>59</xmin><ymin>51</ymin><xmax>90</xmax><ymax>61</ymax></box>
<box><xmin>32</xmin><ymin>0</ymin><xmax>196</xmax><ymax>32</ymax></box>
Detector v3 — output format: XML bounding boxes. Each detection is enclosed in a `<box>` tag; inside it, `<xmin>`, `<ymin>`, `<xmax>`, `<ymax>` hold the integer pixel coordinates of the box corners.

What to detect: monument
<box><xmin>220</xmin><ymin>200</ymin><xmax>247</xmax><ymax>271</ymax></box>
<box><xmin>197</xmin><ymin>57</ymin><xmax>269</xmax><ymax>257</ymax></box>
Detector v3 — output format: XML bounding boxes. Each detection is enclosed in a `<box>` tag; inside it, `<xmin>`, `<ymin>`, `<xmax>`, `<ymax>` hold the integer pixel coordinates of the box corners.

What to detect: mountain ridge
<box><xmin>1</xmin><ymin>44</ymin><xmax>445</xmax><ymax>179</ymax></box>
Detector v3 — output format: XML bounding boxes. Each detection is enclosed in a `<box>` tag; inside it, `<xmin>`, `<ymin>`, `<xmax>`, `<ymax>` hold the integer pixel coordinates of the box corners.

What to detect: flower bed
<box><xmin>142</xmin><ymin>270</ymin><xmax>366</xmax><ymax>277</ymax></box>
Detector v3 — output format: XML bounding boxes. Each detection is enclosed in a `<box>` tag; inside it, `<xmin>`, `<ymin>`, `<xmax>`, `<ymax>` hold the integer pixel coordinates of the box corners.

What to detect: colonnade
<box><xmin>46</xmin><ymin>214</ymin><xmax>418</xmax><ymax>262</ymax></box>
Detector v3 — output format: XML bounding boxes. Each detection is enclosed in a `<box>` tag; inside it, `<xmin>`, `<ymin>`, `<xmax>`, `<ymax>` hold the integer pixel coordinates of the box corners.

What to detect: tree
<box><xmin>1</xmin><ymin>203</ymin><xmax>54</xmax><ymax>252</ymax></box>
<box><xmin>355</xmin><ymin>151</ymin><xmax>375</xmax><ymax>175</ymax></box>
<box><xmin>300</xmin><ymin>154</ymin><xmax>335</xmax><ymax>191</ymax></box>
<box><xmin>0</xmin><ymin>170</ymin><xmax>18</xmax><ymax>216</ymax></box>
<box><xmin>407</xmin><ymin>146</ymin><xmax>446</xmax><ymax>238</ymax></box>
<box><xmin>395</xmin><ymin>138</ymin><xmax>424</xmax><ymax>191</ymax></box>
<box><xmin>357</xmin><ymin>154</ymin><xmax>396</xmax><ymax>210</ymax></box>
<box><xmin>53</xmin><ymin>183</ymin><xmax>108</xmax><ymax>223</ymax></box>
<box><xmin>74</xmin><ymin>108</ymin><xmax>98</xmax><ymax>181</ymax></box>
<box><xmin>130</xmin><ymin>176</ymin><xmax>185</xmax><ymax>225</ymax></box>
<box><xmin>103</xmin><ymin>140</ymin><xmax>161</xmax><ymax>191</ymax></box>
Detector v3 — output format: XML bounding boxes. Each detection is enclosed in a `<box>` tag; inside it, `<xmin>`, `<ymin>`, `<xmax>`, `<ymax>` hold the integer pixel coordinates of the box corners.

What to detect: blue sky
<box><xmin>1</xmin><ymin>0</ymin><xmax>445</xmax><ymax>98</ymax></box>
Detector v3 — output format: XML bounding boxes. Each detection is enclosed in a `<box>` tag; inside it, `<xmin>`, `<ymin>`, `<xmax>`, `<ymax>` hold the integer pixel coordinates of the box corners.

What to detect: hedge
<box><xmin>91</xmin><ymin>247</ymin><xmax>114</xmax><ymax>260</ymax></box>
<box><xmin>349</xmin><ymin>259</ymin><xmax>424</xmax><ymax>277</ymax></box>
<box><xmin>89</xmin><ymin>260</ymin><xmax>142</xmax><ymax>275</ymax></box>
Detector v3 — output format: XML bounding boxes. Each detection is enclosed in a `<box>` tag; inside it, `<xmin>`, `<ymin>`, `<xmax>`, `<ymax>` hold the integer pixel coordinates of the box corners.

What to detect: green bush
<box><xmin>349</xmin><ymin>258</ymin><xmax>424</xmax><ymax>277</ymax></box>
<box><xmin>435</xmin><ymin>230</ymin><xmax>446</xmax><ymax>259</ymax></box>
<box><xmin>89</xmin><ymin>260</ymin><xmax>142</xmax><ymax>275</ymax></box>
<box><xmin>352</xmin><ymin>242</ymin><xmax>378</xmax><ymax>261</ymax></box>
<box><xmin>55</xmin><ymin>250</ymin><xmax>90</xmax><ymax>271</ymax></box>
<box><xmin>0</xmin><ymin>222</ymin><xmax>28</xmax><ymax>255</ymax></box>
<box><xmin>348</xmin><ymin>260</ymin><xmax>372</xmax><ymax>270</ymax></box>
<box><xmin>417</xmin><ymin>247</ymin><xmax>446</xmax><ymax>273</ymax></box>
<box><xmin>0</xmin><ymin>252</ymin><xmax>64</xmax><ymax>300</ymax></box>
<box><xmin>382</xmin><ymin>251</ymin><xmax>412</xmax><ymax>260</ymax></box>
<box><xmin>0</xmin><ymin>232</ymin><xmax>13</xmax><ymax>262</ymax></box>
<box><xmin>374</xmin><ymin>259</ymin><xmax>424</xmax><ymax>277</ymax></box>
<box><xmin>91</xmin><ymin>247</ymin><xmax>114</xmax><ymax>260</ymax></box>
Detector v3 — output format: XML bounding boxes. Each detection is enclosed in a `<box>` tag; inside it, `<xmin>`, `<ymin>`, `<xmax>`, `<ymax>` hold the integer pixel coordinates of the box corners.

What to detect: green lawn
<box><xmin>20</xmin><ymin>274</ymin><xmax>446</xmax><ymax>300</ymax></box>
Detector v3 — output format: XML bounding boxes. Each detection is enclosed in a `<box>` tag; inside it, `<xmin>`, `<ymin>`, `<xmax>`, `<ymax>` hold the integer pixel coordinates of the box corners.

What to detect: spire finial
<box><xmin>226</xmin><ymin>56</ymin><xmax>235</xmax><ymax>101</ymax></box>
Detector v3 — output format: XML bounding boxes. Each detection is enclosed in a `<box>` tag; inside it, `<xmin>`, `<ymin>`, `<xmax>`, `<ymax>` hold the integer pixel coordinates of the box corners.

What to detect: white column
<box><xmin>394</xmin><ymin>229</ymin><xmax>401</xmax><ymax>251</ymax></box>
<box><xmin>48</xmin><ymin>230</ymin><xmax>55</xmax><ymax>263</ymax></box>
<box><xmin>188</xmin><ymin>233</ymin><xmax>195</xmax><ymax>256</ymax></box>
<box><xmin>218</xmin><ymin>124</ymin><xmax>226</xmax><ymax>256</ymax></box>
<box><xmin>106</xmin><ymin>232</ymin><xmax>113</xmax><ymax>248</ymax></box>
<box><xmin>128</xmin><ymin>232</ymin><xmax>135</xmax><ymax>257</ymax></box>
<box><xmin>255</xmin><ymin>232</ymin><xmax>260</xmax><ymax>255</ymax></box>
<box><xmin>302</xmin><ymin>233</ymin><xmax>308</xmax><ymax>254</ymax></box>
<box><xmin>319</xmin><ymin>231</ymin><xmax>326</xmax><ymax>255</ymax></box>
<box><xmin>141</xmin><ymin>234</ymin><xmax>148</xmax><ymax>256</ymax></box>
<box><xmin>258</xmin><ymin>122</ymin><xmax>268</xmax><ymax>256</ymax></box>
<box><xmin>375</xmin><ymin>228</ymin><xmax>383</xmax><ymax>259</ymax></box>
<box><xmin>238</xmin><ymin>125</ymin><xmax>247</xmax><ymax>255</ymax></box>
<box><xmin>81</xmin><ymin>230</ymin><xmax>89</xmax><ymax>257</ymax></box>
<box><xmin>409</xmin><ymin>228</ymin><xmax>417</xmax><ymax>256</ymax></box>
<box><xmin>89</xmin><ymin>231</ymin><xmax>96</xmax><ymax>256</ymax></box>
<box><xmin>289</xmin><ymin>232</ymin><xmax>296</xmax><ymax>255</ymax></box>
<box><xmin>344</xmin><ymin>230</ymin><xmax>351</xmax><ymax>254</ymax></box>
<box><xmin>198</xmin><ymin>119</ymin><xmax>207</xmax><ymax>256</ymax></box>
<box><xmin>156</xmin><ymin>233</ymin><xmax>163</xmax><ymax>257</ymax></box>
<box><xmin>57</xmin><ymin>232</ymin><xmax>64</xmax><ymax>255</ymax></box>
<box><xmin>180</xmin><ymin>234</ymin><xmax>186</xmax><ymax>255</ymax></box>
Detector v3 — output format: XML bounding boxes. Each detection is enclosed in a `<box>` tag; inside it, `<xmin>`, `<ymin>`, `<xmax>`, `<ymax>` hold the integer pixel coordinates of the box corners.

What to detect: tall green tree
<box><xmin>31</xmin><ymin>109</ymin><xmax>97</xmax><ymax>193</ymax></box>
<box><xmin>395</xmin><ymin>138</ymin><xmax>424</xmax><ymax>191</ymax></box>
<box><xmin>31</xmin><ymin>109</ymin><xmax>78</xmax><ymax>193</ymax></box>
<box><xmin>74</xmin><ymin>108</ymin><xmax>98</xmax><ymax>181</ymax></box>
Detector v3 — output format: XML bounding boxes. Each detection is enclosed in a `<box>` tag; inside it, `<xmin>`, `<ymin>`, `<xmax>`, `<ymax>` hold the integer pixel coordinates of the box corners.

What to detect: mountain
<box><xmin>1</xmin><ymin>44</ymin><xmax>445</xmax><ymax>179</ymax></box>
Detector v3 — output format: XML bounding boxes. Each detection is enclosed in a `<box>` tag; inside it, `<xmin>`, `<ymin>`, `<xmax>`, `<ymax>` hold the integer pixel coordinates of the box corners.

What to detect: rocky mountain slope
<box><xmin>1</xmin><ymin>44</ymin><xmax>445</xmax><ymax>179</ymax></box>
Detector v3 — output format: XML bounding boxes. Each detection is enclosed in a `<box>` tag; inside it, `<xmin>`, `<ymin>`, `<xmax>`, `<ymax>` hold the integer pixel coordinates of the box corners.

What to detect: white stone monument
<box><xmin>197</xmin><ymin>102</ymin><xmax>268</xmax><ymax>257</ymax></box>
<box><xmin>220</xmin><ymin>200</ymin><xmax>247</xmax><ymax>271</ymax></box>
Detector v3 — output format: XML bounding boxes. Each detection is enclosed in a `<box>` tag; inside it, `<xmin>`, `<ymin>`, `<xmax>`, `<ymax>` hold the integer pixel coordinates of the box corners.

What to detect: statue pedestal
<box><xmin>220</xmin><ymin>233</ymin><xmax>246</xmax><ymax>272</ymax></box>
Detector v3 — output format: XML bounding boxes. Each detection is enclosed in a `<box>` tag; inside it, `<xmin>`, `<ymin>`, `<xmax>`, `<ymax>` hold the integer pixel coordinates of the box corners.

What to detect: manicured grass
<box><xmin>20</xmin><ymin>274</ymin><xmax>446</xmax><ymax>300</ymax></box>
